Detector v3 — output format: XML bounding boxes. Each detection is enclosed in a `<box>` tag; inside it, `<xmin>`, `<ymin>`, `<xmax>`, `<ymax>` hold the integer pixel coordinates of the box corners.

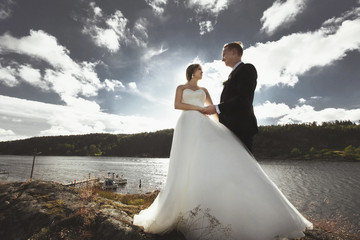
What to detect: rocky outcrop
<box><xmin>0</xmin><ymin>181</ymin><xmax>356</xmax><ymax>240</ymax></box>
<box><xmin>0</xmin><ymin>181</ymin><xmax>184</xmax><ymax>240</ymax></box>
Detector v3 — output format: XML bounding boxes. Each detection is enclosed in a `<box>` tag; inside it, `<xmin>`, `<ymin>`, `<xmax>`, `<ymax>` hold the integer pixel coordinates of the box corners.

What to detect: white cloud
<box><xmin>91</xmin><ymin>2</ymin><xmax>102</xmax><ymax>17</ymax></box>
<box><xmin>0</xmin><ymin>95</ymin><xmax>165</xmax><ymax>140</ymax></box>
<box><xmin>145</xmin><ymin>0</ymin><xmax>167</xmax><ymax>15</ymax></box>
<box><xmin>188</xmin><ymin>6</ymin><xmax>360</xmax><ymax>92</ymax></box>
<box><xmin>0</xmin><ymin>63</ymin><xmax>18</xmax><ymax>87</ymax></box>
<box><xmin>0</xmin><ymin>0</ymin><xmax>15</xmax><ymax>20</ymax></box>
<box><xmin>18</xmin><ymin>65</ymin><xmax>49</xmax><ymax>90</ymax></box>
<box><xmin>128</xmin><ymin>82</ymin><xmax>140</xmax><ymax>93</ymax></box>
<box><xmin>254</xmin><ymin>101</ymin><xmax>291</xmax><ymax>119</ymax></box>
<box><xmin>199</xmin><ymin>21</ymin><xmax>214</xmax><ymax>35</ymax></box>
<box><xmin>132</xmin><ymin>18</ymin><xmax>149</xmax><ymax>47</ymax></box>
<box><xmin>0</xmin><ymin>128</ymin><xmax>16</xmax><ymax>141</ymax></box>
<box><xmin>298</xmin><ymin>98</ymin><xmax>306</xmax><ymax>104</ymax></box>
<box><xmin>0</xmin><ymin>30</ymin><xmax>78</xmax><ymax>71</ymax></box>
<box><xmin>255</xmin><ymin>101</ymin><xmax>360</xmax><ymax>125</ymax></box>
<box><xmin>188</xmin><ymin>0</ymin><xmax>229</xmax><ymax>15</ymax></box>
<box><xmin>186</xmin><ymin>0</ymin><xmax>229</xmax><ymax>35</ymax></box>
<box><xmin>245</xmin><ymin>16</ymin><xmax>360</xmax><ymax>89</ymax></box>
<box><xmin>261</xmin><ymin>0</ymin><xmax>308</xmax><ymax>35</ymax></box>
<box><xmin>310</xmin><ymin>96</ymin><xmax>322</xmax><ymax>100</ymax></box>
<box><xmin>82</xmin><ymin>3</ymin><xmax>148</xmax><ymax>52</ymax></box>
<box><xmin>91</xmin><ymin>28</ymin><xmax>121</xmax><ymax>52</ymax></box>
<box><xmin>323</xmin><ymin>4</ymin><xmax>360</xmax><ymax>27</ymax></box>
<box><xmin>142</xmin><ymin>45</ymin><xmax>168</xmax><ymax>61</ymax></box>
<box><xmin>104</xmin><ymin>79</ymin><xmax>125</xmax><ymax>91</ymax></box>
<box><xmin>0</xmin><ymin>30</ymin><xmax>139</xmax><ymax>106</ymax></box>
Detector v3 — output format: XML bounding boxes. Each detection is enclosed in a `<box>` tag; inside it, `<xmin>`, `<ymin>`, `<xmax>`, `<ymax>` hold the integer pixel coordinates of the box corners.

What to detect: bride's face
<box><xmin>193</xmin><ymin>66</ymin><xmax>203</xmax><ymax>79</ymax></box>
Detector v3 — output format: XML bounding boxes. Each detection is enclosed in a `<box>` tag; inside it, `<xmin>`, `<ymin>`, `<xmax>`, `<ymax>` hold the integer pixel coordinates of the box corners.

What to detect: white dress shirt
<box><xmin>215</xmin><ymin>61</ymin><xmax>243</xmax><ymax>114</ymax></box>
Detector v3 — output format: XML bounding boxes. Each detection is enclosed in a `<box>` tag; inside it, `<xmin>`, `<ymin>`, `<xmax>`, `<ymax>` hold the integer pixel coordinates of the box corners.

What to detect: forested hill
<box><xmin>0</xmin><ymin>121</ymin><xmax>359</xmax><ymax>160</ymax></box>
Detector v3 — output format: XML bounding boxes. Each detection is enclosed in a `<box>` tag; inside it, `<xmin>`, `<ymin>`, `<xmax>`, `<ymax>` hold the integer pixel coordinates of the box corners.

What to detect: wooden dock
<box><xmin>63</xmin><ymin>178</ymin><xmax>99</xmax><ymax>187</ymax></box>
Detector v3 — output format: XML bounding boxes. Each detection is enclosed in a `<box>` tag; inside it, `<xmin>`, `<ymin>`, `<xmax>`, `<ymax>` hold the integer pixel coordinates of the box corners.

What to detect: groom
<box><xmin>202</xmin><ymin>42</ymin><xmax>258</xmax><ymax>152</ymax></box>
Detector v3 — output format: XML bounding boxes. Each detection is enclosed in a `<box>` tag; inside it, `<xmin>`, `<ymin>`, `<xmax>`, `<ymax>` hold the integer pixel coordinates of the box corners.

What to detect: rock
<box><xmin>0</xmin><ymin>181</ymin><xmax>185</xmax><ymax>240</ymax></box>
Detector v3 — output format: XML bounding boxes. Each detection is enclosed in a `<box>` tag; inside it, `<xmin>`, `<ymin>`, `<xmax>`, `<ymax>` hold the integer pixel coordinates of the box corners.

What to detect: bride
<box><xmin>133</xmin><ymin>64</ymin><xmax>313</xmax><ymax>240</ymax></box>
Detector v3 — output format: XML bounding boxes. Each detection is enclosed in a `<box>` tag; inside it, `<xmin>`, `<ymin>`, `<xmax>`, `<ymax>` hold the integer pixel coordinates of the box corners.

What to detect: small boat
<box><xmin>108</xmin><ymin>172</ymin><xmax>127</xmax><ymax>185</ymax></box>
<box><xmin>101</xmin><ymin>178</ymin><xmax>118</xmax><ymax>190</ymax></box>
<box><xmin>113</xmin><ymin>174</ymin><xmax>127</xmax><ymax>185</ymax></box>
<box><xmin>100</xmin><ymin>172</ymin><xmax>127</xmax><ymax>190</ymax></box>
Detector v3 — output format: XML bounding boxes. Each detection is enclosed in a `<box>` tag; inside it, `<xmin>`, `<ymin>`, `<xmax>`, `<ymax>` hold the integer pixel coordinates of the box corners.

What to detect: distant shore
<box><xmin>1</xmin><ymin>121</ymin><xmax>359</xmax><ymax>161</ymax></box>
<box><xmin>0</xmin><ymin>180</ymin><xmax>358</xmax><ymax>240</ymax></box>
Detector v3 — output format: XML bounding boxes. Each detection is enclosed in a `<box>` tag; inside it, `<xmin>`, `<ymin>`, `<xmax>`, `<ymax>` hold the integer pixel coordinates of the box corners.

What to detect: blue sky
<box><xmin>0</xmin><ymin>0</ymin><xmax>360</xmax><ymax>141</ymax></box>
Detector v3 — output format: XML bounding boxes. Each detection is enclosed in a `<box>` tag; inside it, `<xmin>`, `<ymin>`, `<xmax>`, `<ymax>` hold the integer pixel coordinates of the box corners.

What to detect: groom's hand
<box><xmin>201</xmin><ymin>105</ymin><xmax>216</xmax><ymax>115</ymax></box>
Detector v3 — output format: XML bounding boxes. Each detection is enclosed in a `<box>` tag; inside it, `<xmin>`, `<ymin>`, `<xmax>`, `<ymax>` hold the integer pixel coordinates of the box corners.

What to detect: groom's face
<box><xmin>222</xmin><ymin>48</ymin><xmax>233</xmax><ymax>67</ymax></box>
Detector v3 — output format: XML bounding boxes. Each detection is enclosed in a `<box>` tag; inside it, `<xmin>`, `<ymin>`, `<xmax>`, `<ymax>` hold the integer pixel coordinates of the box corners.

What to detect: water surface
<box><xmin>1</xmin><ymin>155</ymin><xmax>359</xmax><ymax>236</ymax></box>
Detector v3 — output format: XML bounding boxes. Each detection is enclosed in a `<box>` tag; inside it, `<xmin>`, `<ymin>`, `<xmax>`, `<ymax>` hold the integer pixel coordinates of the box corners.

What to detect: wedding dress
<box><xmin>133</xmin><ymin>89</ymin><xmax>312</xmax><ymax>240</ymax></box>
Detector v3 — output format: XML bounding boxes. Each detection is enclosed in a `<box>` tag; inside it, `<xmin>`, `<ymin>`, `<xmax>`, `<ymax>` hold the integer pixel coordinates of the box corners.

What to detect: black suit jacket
<box><xmin>218</xmin><ymin>62</ymin><xmax>258</xmax><ymax>138</ymax></box>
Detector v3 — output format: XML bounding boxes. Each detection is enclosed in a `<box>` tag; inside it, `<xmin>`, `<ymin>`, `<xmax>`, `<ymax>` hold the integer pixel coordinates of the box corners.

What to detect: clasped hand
<box><xmin>201</xmin><ymin>105</ymin><xmax>216</xmax><ymax>115</ymax></box>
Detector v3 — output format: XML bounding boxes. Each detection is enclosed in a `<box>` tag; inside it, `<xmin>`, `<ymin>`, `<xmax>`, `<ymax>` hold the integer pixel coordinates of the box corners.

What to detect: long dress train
<box><xmin>133</xmin><ymin>89</ymin><xmax>312</xmax><ymax>240</ymax></box>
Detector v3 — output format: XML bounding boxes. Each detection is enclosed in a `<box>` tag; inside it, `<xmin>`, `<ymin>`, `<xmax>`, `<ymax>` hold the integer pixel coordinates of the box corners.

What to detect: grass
<box><xmin>44</xmin><ymin>199</ymin><xmax>65</xmax><ymax>217</ymax></box>
<box><xmin>96</xmin><ymin>189</ymin><xmax>158</xmax><ymax>207</ymax></box>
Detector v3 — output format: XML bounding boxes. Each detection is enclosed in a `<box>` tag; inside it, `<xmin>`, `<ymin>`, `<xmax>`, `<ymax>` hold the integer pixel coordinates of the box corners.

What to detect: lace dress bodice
<box><xmin>182</xmin><ymin>89</ymin><xmax>206</xmax><ymax>108</ymax></box>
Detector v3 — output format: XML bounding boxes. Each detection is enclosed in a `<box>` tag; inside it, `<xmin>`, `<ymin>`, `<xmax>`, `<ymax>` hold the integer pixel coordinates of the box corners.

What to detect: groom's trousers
<box><xmin>237</xmin><ymin>134</ymin><xmax>253</xmax><ymax>153</ymax></box>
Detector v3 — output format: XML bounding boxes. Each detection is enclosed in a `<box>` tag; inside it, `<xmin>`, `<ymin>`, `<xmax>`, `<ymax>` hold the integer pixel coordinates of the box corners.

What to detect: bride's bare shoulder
<box><xmin>200</xmin><ymin>87</ymin><xmax>209</xmax><ymax>93</ymax></box>
<box><xmin>176</xmin><ymin>84</ymin><xmax>187</xmax><ymax>91</ymax></box>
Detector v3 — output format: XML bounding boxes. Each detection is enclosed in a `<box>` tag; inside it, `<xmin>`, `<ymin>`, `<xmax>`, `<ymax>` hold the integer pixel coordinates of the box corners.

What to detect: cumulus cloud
<box><xmin>245</xmin><ymin>15</ymin><xmax>360</xmax><ymax>89</ymax></box>
<box><xmin>323</xmin><ymin>4</ymin><xmax>360</xmax><ymax>27</ymax></box>
<box><xmin>188</xmin><ymin>0</ymin><xmax>229</xmax><ymax>15</ymax></box>
<box><xmin>185</xmin><ymin>7</ymin><xmax>360</xmax><ymax>98</ymax></box>
<box><xmin>261</xmin><ymin>0</ymin><xmax>308</xmax><ymax>35</ymax></box>
<box><xmin>199</xmin><ymin>21</ymin><xmax>214</xmax><ymax>35</ymax></box>
<box><xmin>81</xmin><ymin>3</ymin><xmax>148</xmax><ymax>52</ymax></box>
<box><xmin>145</xmin><ymin>0</ymin><xmax>167</xmax><ymax>15</ymax></box>
<box><xmin>18</xmin><ymin>64</ymin><xmax>49</xmax><ymax>90</ymax></box>
<box><xmin>0</xmin><ymin>95</ymin><xmax>164</xmax><ymax>140</ymax></box>
<box><xmin>0</xmin><ymin>30</ymin><xmax>138</xmax><ymax>110</ymax></box>
<box><xmin>254</xmin><ymin>101</ymin><xmax>291</xmax><ymax>119</ymax></box>
<box><xmin>128</xmin><ymin>82</ymin><xmax>140</xmax><ymax>93</ymax></box>
<box><xmin>104</xmin><ymin>79</ymin><xmax>125</xmax><ymax>91</ymax></box>
<box><xmin>0</xmin><ymin>63</ymin><xmax>18</xmax><ymax>87</ymax></box>
<box><xmin>298</xmin><ymin>98</ymin><xmax>306</xmax><ymax>104</ymax></box>
<box><xmin>254</xmin><ymin>101</ymin><xmax>360</xmax><ymax>125</ymax></box>
<box><xmin>0</xmin><ymin>128</ymin><xmax>17</xmax><ymax>141</ymax></box>
<box><xmin>186</xmin><ymin>0</ymin><xmax>229</xmax><ymax>35</ymax></box>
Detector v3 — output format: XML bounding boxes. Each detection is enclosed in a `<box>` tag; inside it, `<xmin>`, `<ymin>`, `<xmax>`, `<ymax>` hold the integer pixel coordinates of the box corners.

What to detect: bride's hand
<box><xmin>197</xmin><ymin>107</ymin><xmax>205</xmax><ymax>112</ymax></box>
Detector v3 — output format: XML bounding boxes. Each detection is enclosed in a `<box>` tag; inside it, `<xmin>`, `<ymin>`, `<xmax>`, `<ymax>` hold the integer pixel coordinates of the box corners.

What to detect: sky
<box><xmin>0</xmin><ymin>0</ymin><xmax>360</xmax><ymax>141</ymax></box>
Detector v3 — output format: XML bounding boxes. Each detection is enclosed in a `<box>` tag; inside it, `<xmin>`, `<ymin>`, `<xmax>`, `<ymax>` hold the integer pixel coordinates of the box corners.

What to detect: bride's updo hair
<box><xmin>186</xmin><ymin>63</ymin><xmax>200</xmax><ymax>81</ymax></box>
<box><xmin>224</xmin><ymin>41</ymin><xmax>243</xmax><ymax>57</ymax></box>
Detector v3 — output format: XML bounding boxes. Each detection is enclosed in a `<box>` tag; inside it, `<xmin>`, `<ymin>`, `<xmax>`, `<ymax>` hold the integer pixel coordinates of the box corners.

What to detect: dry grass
<box><xmin>305</xmin><ymin>215</ymin><xmax>359</xmax><ymax>240</ymax></box>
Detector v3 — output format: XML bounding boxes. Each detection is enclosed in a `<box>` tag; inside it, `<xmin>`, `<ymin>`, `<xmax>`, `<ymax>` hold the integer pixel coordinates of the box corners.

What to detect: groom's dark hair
<box><xmin>224</xmin><ymin>42</ymin><xmax>243</xmax><ymax>57</ymax></box>
<box><xmin>186</xmin><ymin>64</ymin><xmax>200</xmax><ymax>81</ymax></box>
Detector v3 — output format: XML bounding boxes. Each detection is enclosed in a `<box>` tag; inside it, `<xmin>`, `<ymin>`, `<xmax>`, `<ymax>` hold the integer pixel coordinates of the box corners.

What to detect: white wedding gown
<box><xmin>133</xmin><ymin>89</ymin><xmax>312</xmax><ymax>240</ymax></box>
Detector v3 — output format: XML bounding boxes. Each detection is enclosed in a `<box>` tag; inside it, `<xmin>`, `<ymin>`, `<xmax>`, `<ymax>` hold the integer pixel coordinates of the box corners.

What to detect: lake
<box><xmin>0</xmin><ymin>155</ymin><xmax>359</xmax><ymax>236</ymax></box>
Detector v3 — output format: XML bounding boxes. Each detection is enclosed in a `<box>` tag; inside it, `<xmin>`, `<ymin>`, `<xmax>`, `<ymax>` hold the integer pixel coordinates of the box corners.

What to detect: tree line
<box><xmin>0</xmin><ymin>121</ymin><xmax>359</xmax><ymax>160</ymax></box>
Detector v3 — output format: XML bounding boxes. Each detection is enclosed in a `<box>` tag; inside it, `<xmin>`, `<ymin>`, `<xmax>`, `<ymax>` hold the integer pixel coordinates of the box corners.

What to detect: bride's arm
<box><xmin>203</xmin><ymin>88</ymin><xmax>219</xmax><ymax>121</ymax></box>
<box><xmin>174</xmin><ymin>86</ymin><xmax>204</xmax><ymax>111</ymax></box>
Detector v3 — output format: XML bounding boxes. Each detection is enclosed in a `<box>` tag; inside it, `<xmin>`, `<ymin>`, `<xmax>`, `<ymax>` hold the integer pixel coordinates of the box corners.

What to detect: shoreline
<box><xmin>0</xmin><ymin>180</ymin><xmax>358</xmax><ymax>240</ymax></box>
<box><xmin>0</xmin><ymin>153</ymin><xmax>359</xmax><ymax>162</ymax></box>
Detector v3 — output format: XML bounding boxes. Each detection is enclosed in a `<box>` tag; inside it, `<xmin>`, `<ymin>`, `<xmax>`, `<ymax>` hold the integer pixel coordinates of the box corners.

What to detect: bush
<box><xmin>290</xmin><ymin>148</ymin><xmax>301</xmax><ymax>157</ymax></box>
